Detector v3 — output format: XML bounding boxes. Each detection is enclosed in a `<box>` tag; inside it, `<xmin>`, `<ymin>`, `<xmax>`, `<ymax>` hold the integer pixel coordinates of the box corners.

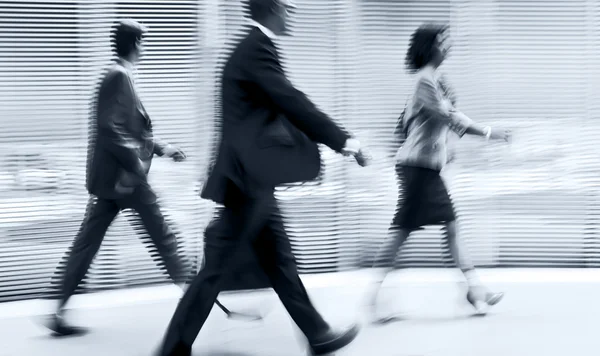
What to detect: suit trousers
<box><xmin>159</xmin><ymin>192</ymin><xmax>330</xmax><ymax>355</ymax></box>
<box><xmin>51</xmin><ymin>183</ymin><xmax>189</xmax><ymax>308</ymax></box>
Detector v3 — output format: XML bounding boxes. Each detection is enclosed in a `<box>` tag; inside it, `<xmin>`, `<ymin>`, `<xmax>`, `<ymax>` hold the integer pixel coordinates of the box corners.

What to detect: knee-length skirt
<box><xmin>391</xmin><ymin>164</ymin><xmax>457</xmax><ymax>230</ymax></box>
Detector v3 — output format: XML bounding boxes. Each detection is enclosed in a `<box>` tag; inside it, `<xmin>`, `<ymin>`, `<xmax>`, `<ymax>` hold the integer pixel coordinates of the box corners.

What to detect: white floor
<box><xmin>2</xmin><ymin>269</ymin><xmax>600</xmax><ymax>356</ymax></box>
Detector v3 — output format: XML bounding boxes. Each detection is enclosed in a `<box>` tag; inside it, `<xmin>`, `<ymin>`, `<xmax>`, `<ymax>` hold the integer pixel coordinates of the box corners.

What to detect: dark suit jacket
<box><xmin>86</xmin><ymin>59</ymin><xmax>168</xmax><ymax>199</ymax></box>
<box><xmin>201</xmin><ymin>28</ymin><xmax>350</xmax><ymax>207</ymax></box>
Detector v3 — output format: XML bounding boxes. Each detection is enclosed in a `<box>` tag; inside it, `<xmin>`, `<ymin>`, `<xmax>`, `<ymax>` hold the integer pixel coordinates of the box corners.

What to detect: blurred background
<box><xmin>1</xmin><ymin>0</ymin><xmax>600</xmax><ymax>304</ymax></box>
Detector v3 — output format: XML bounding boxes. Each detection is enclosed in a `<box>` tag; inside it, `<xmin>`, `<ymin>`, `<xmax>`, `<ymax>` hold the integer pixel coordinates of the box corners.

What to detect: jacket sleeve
<box><xmin>416</xmin><ymin>75</ymin><xmax>472</xmax><ymax>138</ymax></box>
<box><xmin>246</xmin><ymin>41</ymin><xmax>350</xmax><ymax>153</ymax></box>
<box><xmin>152</xmin><ymin>136</ymin><xmax>169</xmax><ymax>157</ymax></box>
<box><xmin>438</xmin><ymin>74</ymin><xmax>457</xmax><ymax>106</ymax></box>
<box><xmin>139</xmin><ymin>111</ymin><xmax>169</xmax><ymax>157</ymax></box>
<box><xmin>98</xmin><ymin>70</ymin><xmax>144</xmax><ymax>175</ymax></box>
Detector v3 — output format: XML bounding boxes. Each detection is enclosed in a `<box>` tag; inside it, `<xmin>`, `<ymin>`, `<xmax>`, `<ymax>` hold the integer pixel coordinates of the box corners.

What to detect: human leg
<box><xmin>253</xmin><ymin>201</ymin><xmax>360</xmax><ymax>355</ymax></box>
<box><xmin>45</xmin><ymin>196</ymin><xmax>119</xmax><ymax>336</ymax></box>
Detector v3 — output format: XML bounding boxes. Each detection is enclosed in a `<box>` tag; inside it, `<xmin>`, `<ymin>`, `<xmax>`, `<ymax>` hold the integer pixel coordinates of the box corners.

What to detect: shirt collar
<box><xmin>250</xmin><ymin>20</ymin><xmax>277</xmax><ymax>40</ymax></box>
<box><xmin>117</xmin><ymin>57</ymin><xmax>134</xmax><ymax>72</ymax></box>
<box><xmin>419</xmin><ymin>65</ymin><xmax>440</xmax><ymax>82</ymax></box>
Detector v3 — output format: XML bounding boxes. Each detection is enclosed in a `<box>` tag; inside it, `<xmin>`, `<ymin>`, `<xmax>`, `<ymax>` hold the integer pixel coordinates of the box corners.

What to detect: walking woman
<box><xmin>369</xmin><ymin>23</ymin><xmax>510</xmax><ymax>321</ymax></box>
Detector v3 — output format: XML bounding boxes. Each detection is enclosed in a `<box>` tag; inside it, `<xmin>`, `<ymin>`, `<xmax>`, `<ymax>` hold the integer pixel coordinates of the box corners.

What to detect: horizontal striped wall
<box><xmin>0</xmin><ymin>0</ymin><xmax>599</xmax><ymax>302</ymax></box>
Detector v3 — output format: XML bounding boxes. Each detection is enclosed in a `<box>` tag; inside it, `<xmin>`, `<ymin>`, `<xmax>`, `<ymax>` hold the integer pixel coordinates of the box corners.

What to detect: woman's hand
<box><xmin>490</xmin><ymin>128</ymin><xmax>512</xmax><ymax>142</ymax></box>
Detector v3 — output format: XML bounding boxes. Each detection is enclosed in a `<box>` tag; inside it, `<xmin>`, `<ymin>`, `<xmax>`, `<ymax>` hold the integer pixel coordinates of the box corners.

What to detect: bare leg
<box><xmin>444</xmin><ymin>220</ymin><xmax>503</xmax><ymax>314</ymax></box>
<box><xmin>367</xmin><ymin>226</ymin><xmax>410</xmax><ymax>321</ymax></box>
<box><xmin>444</xmin><ymin>221</ymin><xmax>478</xmax><ymax>286</ymax></box>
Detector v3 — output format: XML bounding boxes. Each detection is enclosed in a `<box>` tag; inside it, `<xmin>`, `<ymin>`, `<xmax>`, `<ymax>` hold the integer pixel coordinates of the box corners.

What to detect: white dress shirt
<box><xmin>250</xmin><ymin>20</ymin><xmax>277</xmax><ymax>40</ymax></box>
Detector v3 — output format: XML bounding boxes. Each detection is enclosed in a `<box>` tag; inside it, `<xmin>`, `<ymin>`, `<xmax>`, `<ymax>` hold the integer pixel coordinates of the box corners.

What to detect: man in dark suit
<box><xmin>42</xmin><ymin>19</ymin><xmax>230</xmax><ymax>336</ymax></box>
<box><xmin>157</xmin><ymin>1</ymin><xmax>367</xmax><ymax>355</ymax></box>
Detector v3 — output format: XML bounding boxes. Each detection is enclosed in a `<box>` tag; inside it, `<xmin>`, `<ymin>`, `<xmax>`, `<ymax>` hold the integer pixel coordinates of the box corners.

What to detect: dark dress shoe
<box><xmin>43</xmin><ymin>314</ymin><xmax>89</xmax><ymax>337</ymax></box>
<box><xmin>309</xmin><ymin>324</ymin><xmax>360</xmax><ymax>355</ymax></box>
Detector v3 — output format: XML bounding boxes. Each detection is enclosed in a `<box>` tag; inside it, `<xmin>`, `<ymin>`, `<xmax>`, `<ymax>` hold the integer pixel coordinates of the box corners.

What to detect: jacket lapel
<box><xmin>115</xmin><ymin>59</ymin><xmax>151</xmax><ymax>128</ymax></box>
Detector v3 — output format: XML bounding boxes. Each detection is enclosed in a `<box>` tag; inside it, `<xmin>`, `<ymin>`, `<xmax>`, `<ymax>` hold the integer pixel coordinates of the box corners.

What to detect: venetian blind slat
<box><xmin>2</xmin><ymin>0</ymin><xmax>600</xmax><ymax>302</ymax></box>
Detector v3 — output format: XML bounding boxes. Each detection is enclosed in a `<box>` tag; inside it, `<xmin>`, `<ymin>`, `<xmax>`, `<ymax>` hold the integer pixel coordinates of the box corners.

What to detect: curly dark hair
<box><xmin>111</xmin><ymin>19</ymin><xmax>146</xmax><ymax>58</ymax></box>
<box><xmin>405</xmin><ymin>23</ymin><xmax>449</xmax><ymax>72</ymax></box>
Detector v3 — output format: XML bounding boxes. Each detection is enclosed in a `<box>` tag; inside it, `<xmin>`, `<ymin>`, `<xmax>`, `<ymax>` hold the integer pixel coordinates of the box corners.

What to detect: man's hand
<box><xmin>115</xmin><ymin>164</ymin><xmax>145</xmax><ymax>195</ymax></box>
<box><xmin>342</xmin><ymin>138</ymin><xmax>361</xmax><ymax>156</ymax></box>
<box><xmin>490</xmin><ymin>128</ymin><xmax>512</xmax><ymax>142</ymax></box>
<box><xmin>342</xmin><ymin>138</ymin><xmax>371</xmax><ymax>167</ymax></box>
<box><xmin>354</xmin><ymin>148</ymin><xmax>372</xmax><ymax>167</ymax></box>
<box><xmin>163</xmin><ymin>145</ymin><xmax>187</xmax><ymax>162</ymax></box>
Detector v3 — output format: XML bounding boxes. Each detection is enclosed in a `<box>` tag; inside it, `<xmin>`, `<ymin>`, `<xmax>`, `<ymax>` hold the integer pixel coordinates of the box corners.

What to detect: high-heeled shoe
<box><xmin>466</xmin><ymin>288</ymin><xmax>504</xmax><ymax>315</ymax></box>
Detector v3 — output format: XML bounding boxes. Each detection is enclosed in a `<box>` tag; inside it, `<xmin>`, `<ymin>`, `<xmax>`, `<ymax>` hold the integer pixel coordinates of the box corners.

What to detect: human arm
<box><xmin>152</xmin><ymin>136</ymin><xmax>169</xmax><ymax>157</ymax></box>
<box><xmin>417</xmin><ymin>76</ymin><xmax>510</xmax><ymax>141</ymax></box>
<box><xmin>247</xmin><ymin>42</ymin><xmax>351</xmax><ymax>153</ymax></box>
<box><xmin>463</xmin><ymin>119</ymin><xmax>511</xmax><ymax>141</ymax></box>
<box><xmin>97</xmin><ymin>70</ymin><xmax>145</xmax><ymax>177</ymax></box>
<box><xmin>153</xmin><ymin>136</ymin><xmax>187</xmax><ymax>162</ymax></box>
<box><xmin>438</xmin><ymin>74</ymin><xmax>457</xmax><ymax>106</ymax></box>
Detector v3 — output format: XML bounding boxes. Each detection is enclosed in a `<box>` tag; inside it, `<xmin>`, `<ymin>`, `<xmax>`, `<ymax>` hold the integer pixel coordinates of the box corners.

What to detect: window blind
<box><xmin>449</xmin><ymin>0</ymin><xmax>597</xmax><ymax>267</ymax></box>
<box><xmin>0</xmin><ymin>0</ymin><xmax>207</xmax><ymax>301</ymax></box>
<box><xmin>356</xmin><ymin>0</ymin><xmax>600</xmax><ymax>269</ymax></box>
<box><xmin>0</xmin><ymin>0</ymin><xmax>94</xmax><ymax>302</ymax></box>
<box><xmin>1</xmin><ymin>0</ymin><xmax>600</xmax><ymax>303</ymax></box>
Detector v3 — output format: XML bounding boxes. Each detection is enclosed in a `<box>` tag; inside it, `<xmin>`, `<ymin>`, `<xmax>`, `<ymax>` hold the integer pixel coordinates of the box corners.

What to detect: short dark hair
<box><xmin>111</xmin><ymin>19</ymin><xmax>146</xmax><ymax>58</ymax></box>
<box><xmin>248</xmin><ymin>0</ymin><xmax>277</xmax><ymax>21</ymax></box>
<box><xmin>405</xmin><ymin>23</ymin><xmax>449</xmax><ymax>72</ymax></box>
